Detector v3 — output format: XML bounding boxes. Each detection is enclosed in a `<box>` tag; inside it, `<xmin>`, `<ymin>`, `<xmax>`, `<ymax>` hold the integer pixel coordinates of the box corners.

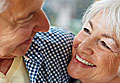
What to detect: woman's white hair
<box><xmin>82</xmin><ymin>0</ymin><xmax>120</xmax><ymax>42</ymax></box>
<box><xmin>0</xmin><ymin>0</ymin><xmax>9</xmax><ymax>13</ymax></box>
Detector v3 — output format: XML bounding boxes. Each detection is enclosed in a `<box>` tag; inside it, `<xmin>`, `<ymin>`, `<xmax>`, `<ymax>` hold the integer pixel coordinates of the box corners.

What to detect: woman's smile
<box><xmin>74</xmin><ymin>54</ymin><xmax>96</xmax><ymax>68</ymax></box>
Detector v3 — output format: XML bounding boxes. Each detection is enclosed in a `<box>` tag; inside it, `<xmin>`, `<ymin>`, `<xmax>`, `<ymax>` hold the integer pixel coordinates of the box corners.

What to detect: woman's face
<box><xmin>0</xmin><ymin>0</ymin><xmax>49</xmax><ymax>58</ymax></box>
<box><xmin>67</xmin><ymin>13</ymin><xmax>120</xmax><ymax>82</ymax></box>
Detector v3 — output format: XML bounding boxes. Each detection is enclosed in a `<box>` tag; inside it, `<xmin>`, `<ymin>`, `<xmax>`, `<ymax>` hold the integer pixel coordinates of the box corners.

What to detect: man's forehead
<box><xmin>9</xmin><ymin>0</ymin><xmax>43</xmax><ymax>15</ymax></box>
<box><xmin>10</xmin><ymin>0</ymin><xmax>44</xmax><ymax>4</ymax></box>
<box><xmin>10</xmin><ymin>0</ymin><xmax>43</xmax><ymax>7</ymax></box>
<box><xmin>3</xmin><ymin>0</ymin><xmax>44</xmax><ymax>12</ymax></box>
<box><xmin>0</xmin><ymin>0</ymin><xmax>44</xmax><ymax>23</ymax></box>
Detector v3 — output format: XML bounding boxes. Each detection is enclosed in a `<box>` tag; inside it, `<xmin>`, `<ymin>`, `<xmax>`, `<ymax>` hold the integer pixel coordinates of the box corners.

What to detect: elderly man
<box><xmin>0</xmin><ymin>0</ymin><xmax>74</xmax><ymax>83</ymax></box>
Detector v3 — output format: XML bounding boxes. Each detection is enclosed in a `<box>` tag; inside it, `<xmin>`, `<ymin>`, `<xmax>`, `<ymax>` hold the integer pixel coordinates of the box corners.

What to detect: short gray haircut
<box><xmin>82</xmin><ymin>0</ymin><xmax>120</xmax><ymax>42</ymax></box>
<box><xmin>0</xmin><ymin>0</ymin><xmax>9</xmax><ymax>13</ymax></box>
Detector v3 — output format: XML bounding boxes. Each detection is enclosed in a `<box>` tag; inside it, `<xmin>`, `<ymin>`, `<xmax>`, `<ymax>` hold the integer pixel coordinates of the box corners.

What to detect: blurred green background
<box><xmin>43</xmin><ymin>0</ymin><xmax>94</xmax><ymax>35</ymax></box>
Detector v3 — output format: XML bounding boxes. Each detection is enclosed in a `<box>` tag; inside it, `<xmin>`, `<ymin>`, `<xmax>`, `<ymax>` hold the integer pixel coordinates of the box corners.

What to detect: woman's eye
<box><xmin>100</xmin><ymin>41</ymin><xmax>111</xmax><ymax>50</ymax></box>
<box><xmin>83</xmin><ymin>28</ymin><xmax>91</xmax><ymax>34</ymax></box>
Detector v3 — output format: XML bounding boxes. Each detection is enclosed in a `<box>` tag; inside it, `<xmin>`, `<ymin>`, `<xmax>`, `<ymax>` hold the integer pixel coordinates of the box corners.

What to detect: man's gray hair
<box><xmin>82</xmin><ymin>0</ymin><xmax>120</xmax><ymax>41</ymax></box>
<box><xmin>0</xmin><ymin>0</ymin><xmax>9</xmax><ymax>13</ymax></box>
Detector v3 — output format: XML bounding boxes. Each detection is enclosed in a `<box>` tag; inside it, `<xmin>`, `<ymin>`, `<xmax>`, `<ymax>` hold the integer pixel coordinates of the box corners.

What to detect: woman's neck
<box><xmin>0</xmin><ymin>58</ymin><xmax>14</xmax><ymax>75</ymax></box>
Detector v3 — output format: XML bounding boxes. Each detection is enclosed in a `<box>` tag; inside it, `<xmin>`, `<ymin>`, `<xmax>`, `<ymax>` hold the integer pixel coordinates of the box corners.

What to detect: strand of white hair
<box><xmin>0</xmin><ymin>0</ymin><xmax>9</xmax><ymax>13</ymax></box>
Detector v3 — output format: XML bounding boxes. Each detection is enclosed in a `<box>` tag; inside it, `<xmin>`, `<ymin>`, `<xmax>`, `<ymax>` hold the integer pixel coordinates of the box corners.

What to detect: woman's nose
<box><xmin>32</xmin><ymin>10</ymin><xmax>50</xmax><ymax>32</ymax></box>
<box><xmin>77</xmin><ymin>39</ymin><xmax>94</xmax><ymax>55</ymax></box>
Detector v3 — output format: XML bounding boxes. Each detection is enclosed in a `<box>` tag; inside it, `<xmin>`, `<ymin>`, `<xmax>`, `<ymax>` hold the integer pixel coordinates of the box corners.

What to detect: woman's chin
<box><xmin>67</xmin><ymin>63</ymin><xmax>80</xmax><ymax>79</ymax></box>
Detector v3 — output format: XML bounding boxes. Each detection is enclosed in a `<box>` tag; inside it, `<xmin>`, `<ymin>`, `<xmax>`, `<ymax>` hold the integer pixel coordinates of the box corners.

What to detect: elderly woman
<box><xmin>0</xmin><ymin>0</ymin><xmax>74</xmax><ymax>83</ymax></box>
<box><xmin>67</xmin><ymin>0</ymin><xmax>120</xmax><ymax>83</ymax></box>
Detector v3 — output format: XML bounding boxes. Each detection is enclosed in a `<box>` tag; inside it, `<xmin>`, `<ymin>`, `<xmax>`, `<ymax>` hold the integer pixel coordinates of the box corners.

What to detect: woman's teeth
<box><xmin>76</xmin><ymin>54</ymin><xmax>95</xmax><ymax>67</ymax></box>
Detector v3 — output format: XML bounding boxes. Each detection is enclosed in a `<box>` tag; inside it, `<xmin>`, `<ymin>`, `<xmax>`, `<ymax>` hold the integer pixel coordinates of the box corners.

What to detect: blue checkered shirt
<box><xmin>23</xmin><ymin>26</ymin><xmax>75</xmax><ymax>83</ymax></box>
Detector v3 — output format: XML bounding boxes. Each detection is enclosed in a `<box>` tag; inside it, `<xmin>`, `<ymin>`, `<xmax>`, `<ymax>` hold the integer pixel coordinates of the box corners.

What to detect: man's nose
<box><xmin>32</xmin><ymin>10</ymin><xmax>50</xmax><ymax>32</ymax></box>
<box><xmin>77</xmin><ymin>39</ymin><xmax>94</xmax><ymax>55</ymax></box>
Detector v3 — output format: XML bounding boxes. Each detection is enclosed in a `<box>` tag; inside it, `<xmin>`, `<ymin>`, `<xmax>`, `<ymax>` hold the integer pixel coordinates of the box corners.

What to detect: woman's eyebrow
<box><xmin>101</xmin><ymin>34</ymin><xmax>113</xmax><ymax>39</ymax></box>
<box><xmin>102</xmin><ymin>34</ymin><xmax>119</xmax><ymax>47</ymax></box>
<box><xmin>88</xmin><ymin>21</ymin><xmax>94</xmax><ymax>29</ymax></box>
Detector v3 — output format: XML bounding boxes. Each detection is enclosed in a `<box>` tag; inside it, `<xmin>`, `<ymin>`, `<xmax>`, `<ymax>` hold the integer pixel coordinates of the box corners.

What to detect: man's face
<box><xmin>0</xmin><ymin>0</ymin><xmax>50</xmax><ymax>58</ymax></box>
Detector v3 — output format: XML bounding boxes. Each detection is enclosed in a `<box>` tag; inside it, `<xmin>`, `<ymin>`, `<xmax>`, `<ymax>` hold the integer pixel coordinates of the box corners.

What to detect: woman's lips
<box><xmin>73</xmin><ymin>54</ymin><xmax>96</xmax><ymax>68</ymax></box>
